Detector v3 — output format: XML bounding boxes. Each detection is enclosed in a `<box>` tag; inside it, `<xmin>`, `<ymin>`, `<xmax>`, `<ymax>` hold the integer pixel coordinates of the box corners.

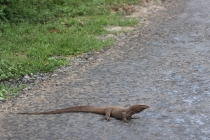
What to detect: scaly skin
<box><xmin>18</xmin><ymin>104</ymin><xmax>149</xmax><ymax>123</ymax></box>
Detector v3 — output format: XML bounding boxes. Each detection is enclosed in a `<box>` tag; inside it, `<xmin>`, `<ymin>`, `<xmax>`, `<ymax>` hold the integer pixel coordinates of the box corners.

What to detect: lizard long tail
<box><xmin>17</xmin><ymin>106</ymin><xmax>106</xmax><ymax>115</ymax></box>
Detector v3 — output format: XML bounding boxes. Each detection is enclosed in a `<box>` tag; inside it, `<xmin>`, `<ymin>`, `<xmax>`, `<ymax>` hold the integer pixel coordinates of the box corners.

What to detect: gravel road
<box><xmin>1</xmin><ymin>0</ymin><xmax>210</xmax><ymax>139</ymax></box>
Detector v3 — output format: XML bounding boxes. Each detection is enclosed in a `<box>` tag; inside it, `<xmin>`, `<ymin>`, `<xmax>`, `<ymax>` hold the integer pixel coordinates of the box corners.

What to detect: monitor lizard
<box><xmin>18</xmin><ymin>104</ymin><xmax>149</xmax><ymax>123</ymax></box>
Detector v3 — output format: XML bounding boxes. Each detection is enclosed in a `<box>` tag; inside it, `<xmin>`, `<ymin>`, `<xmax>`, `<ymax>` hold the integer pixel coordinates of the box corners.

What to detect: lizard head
<box><xmin>129</xmin><ymin>104</ymin><xmax>149</xmax><ymax>113</ymax></box>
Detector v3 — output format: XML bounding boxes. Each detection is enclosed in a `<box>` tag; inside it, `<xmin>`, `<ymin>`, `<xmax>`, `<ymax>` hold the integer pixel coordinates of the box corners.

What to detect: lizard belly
<box><xmin>110</xmin><ymin>108</ymin><xmax>126</xmax><ymax>120</ymax></box>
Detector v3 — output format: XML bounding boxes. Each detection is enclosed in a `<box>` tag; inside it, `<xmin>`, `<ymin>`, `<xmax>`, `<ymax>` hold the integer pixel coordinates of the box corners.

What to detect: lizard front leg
<box><xmin>126</xmin><ymin>116</ymin><xmax>139</xmax><ymax>121</ymax></box>
<box><xmin>127</xmin><ymin>116</ymin><xmax>138</xmax><ymax>120</ymax></box>
<box><xmin>122</xmin><ymin>112</ymin><xmax>129</xmax><ymax>123</ymax></box>
<box><xmin>123</xmin><ymin>117</ymin><xmax>129</xmax><ymax>123</ymax></box>
<box><xmin>131</xmin><ymin>116</ymin><xmax>139</xmax><ymax>119</ymax></box>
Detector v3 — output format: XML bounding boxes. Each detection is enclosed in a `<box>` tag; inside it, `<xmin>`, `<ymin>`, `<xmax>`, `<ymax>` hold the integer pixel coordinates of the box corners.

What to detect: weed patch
<box><xmin>0</xmin><ymin>0</ymin><xmax>142</xmax><ymax>99</ymax></box>
<box><xmin>0</xmin><ymin>84</ymin><xmax>24</xmax><ymax>101</ymax></box>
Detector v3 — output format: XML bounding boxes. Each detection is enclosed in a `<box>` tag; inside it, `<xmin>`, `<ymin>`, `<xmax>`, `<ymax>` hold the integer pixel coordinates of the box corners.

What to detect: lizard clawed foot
<box><xmin>131</xmin><ymin>116</ymin><xmax>140</xmax><ymax>119</ymax></box>
<box><xmin>123</xmin><ymin>120</ymin><xmax>129</xmax><ymax>123</ymax></box>
<box><xmin>105</xmin><ymin>117</ymin><xmax>111</xmax><ymax>121</ymax></box>
<box><xmin>123</xmin><ymin>118</ymin><xmax>129</xmax><ymax>123</ymax></box>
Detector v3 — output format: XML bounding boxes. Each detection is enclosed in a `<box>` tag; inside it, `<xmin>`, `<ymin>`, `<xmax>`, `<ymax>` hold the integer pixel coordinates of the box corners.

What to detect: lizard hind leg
<box><xmin>104</xmin><ymin>108</ymin><xmax>112</xmax><ymax>121</ymax></box>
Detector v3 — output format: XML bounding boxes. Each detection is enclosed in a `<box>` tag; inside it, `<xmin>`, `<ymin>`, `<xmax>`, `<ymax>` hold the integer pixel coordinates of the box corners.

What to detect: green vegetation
<box><xmin>0</xmin><ymin>0</ymin><xmax>141</xmax><ymax>100</ymax></box>
<box><xmin>0</xmin><ymin>84</ymin><xmax>24</xmax><ymax>100</ymax></box>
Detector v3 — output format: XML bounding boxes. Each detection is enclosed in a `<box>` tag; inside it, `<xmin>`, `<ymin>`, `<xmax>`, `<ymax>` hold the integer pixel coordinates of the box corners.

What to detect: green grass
<box><xmin>0</xmin><ymin>84</ymin><xmax>24</xmax><ymax>100</ymax></box>
<box><xmin>0</xmin><ymin>0</ymin><xmax>141</xmax><ymax>100</ymax></box>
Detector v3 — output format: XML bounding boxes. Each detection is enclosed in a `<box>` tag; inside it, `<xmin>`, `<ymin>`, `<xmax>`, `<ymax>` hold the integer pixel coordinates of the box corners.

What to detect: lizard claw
<box><xmin>105</xmin><ymin>117</ymin><xmax>111</xmax><ymax>121</ymax></box>
<box><xmin>123</xmin><ymin>118</ymin><xmax>129</xmax><ymax>123</ymax></box>
<box><xmin>123</xmin><ymin>120</ymin><xmax>129</xmax><ymax>123</ymax></box>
